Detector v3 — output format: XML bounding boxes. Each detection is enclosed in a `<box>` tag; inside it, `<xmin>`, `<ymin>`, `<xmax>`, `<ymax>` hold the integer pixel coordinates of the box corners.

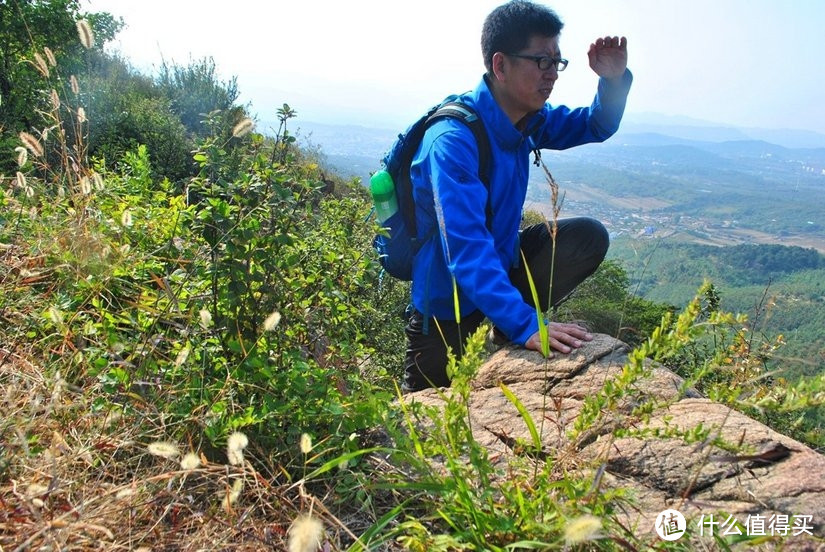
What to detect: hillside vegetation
<box><xmin>523</xmin><ymin>133</ymin><xmax>825</xmax><ymax>255</ymax></box>
<box><xmin>609</xmin><ymin>239</ymin><xmax>825</xmax><ymax>376</ymax></box>
<box><xmin>2</xmin><ymin>3</ymin><xmax>824</xmax><ymax>550</ymax></box>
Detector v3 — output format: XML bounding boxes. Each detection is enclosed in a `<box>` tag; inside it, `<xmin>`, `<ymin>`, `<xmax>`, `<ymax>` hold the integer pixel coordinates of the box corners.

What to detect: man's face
<box><xmin>498</xmin><ymin>34</ymin><xmax>561</xmax><ymax>119</ymax></box>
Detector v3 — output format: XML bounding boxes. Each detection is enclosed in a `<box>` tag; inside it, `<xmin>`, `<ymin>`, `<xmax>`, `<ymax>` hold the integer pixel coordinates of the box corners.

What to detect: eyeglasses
<box><xmin>507</xmin><ymin>53</ymin><xmax>568</xmax><ymax>72</ymax></box>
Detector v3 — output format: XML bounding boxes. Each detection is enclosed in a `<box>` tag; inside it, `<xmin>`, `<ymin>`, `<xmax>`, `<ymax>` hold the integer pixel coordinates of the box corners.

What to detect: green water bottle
<box><xmin>370</xmin><ymin>169</ymin><xmax>399</xmax><ymax>223</ymax></box>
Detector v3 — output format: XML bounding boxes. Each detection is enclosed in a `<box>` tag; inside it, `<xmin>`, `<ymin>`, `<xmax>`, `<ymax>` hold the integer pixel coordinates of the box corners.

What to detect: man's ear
<box><xmin>491</xmin><ymin>52</ymin><xmax>508</xmax><ymax>81</ymax></box>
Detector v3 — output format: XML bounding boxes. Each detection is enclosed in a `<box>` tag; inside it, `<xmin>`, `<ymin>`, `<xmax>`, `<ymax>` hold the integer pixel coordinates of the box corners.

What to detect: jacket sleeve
<box><xmin>422</xmin><ymin>124</ymin><xmax>539</xmax><ymax>345</ymax></box>
<box><xmin>533</xmin><ymin>69</ymin><xmax>633</xmax><ymax>149</ymax></box>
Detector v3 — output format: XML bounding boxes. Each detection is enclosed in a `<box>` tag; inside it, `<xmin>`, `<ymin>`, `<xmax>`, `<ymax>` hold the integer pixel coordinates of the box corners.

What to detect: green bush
<box><xmin>156</xmin><ymin>56</ymin><xmax>244</xmax><ymax>137</ymax></box>
<box><xmin>558</xmin><ymin>259</ymin><xmax>673</xmax><ymax>347</ymax></box>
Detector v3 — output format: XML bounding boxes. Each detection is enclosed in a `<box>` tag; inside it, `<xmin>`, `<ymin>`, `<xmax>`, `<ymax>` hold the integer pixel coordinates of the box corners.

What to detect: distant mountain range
<box><xmin>617</xmin><ymin>116</ymin><xmax>825</xmax><ymax>149</ymax></box>
<box><xmin>268</xmin><ymin>113</ymin><xmax>825</xmax><ymax>183</ymax></box>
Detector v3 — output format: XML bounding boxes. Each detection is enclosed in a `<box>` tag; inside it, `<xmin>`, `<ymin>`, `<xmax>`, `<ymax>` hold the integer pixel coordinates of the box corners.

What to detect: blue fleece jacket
<box><xmin>409</xmin><ymin>70</ymin><xmax>633</xmax><ymax>345</ymax></box>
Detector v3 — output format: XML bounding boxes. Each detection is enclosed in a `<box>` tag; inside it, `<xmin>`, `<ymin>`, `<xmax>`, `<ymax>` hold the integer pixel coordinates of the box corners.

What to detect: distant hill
<box><xmin>617</xmin><ymin>122</ymin><xmax>753</xmax><ymax>143</ymax></box>
<box><xmin>263</xmin><ymin>115</ymin><xmax>825</xmax><ymax>254</ymax></box>
<box><xmin>617</xmin><ymin>124</ymin><xmax>825</xmax><ymax>149</ymax></box>
<box><xmin>607</xmin><ymin>238</ymin><xmax>825</xmax><ymax>377</ymax></box>
<box><xmin>621</xmin><ymin>113</ymin><xmax>825</xmax><ymax>149</ymax></box>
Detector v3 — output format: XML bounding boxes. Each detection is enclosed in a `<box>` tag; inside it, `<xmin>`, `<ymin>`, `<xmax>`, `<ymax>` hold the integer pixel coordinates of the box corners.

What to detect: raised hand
<box><xmin>588</xmin><ymin>36</ymin><xmax>628</xmax><ymax>80</ymax></box>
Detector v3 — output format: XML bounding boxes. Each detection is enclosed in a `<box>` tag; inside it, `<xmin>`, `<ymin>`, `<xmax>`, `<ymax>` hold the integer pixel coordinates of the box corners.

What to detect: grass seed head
<box><xmin>227</xmin><ymin>432</ymin><xmax>248</xmax><ymax>465</ymax></box>
<box><xmin>116</xmin><ymin>488</ymin><xmax>135</xmax><ymax>500</ymax></box>
<box><xmin>199</xmin><ymin>309</ymin><xmax>212</xmax><ymax>327</ymax></box>
<box><xmin>221</xmin><ymin>478</ymin><xmax>244</xmax><ymax>512</ymax></box>
<box><xmin>16</xmin><ymin>172</ymin><xmax>26</xmax><ymax>189</ymax></box>
<box><xmin>77</xmin><ymin>107</ymin><xmax>87</xmax><ymax>123</ymax></box>
<box><xmin>50</xmin><ymin>89</ymin><xmax>60</xmax><ymax>111</ymax></box>
<box><xmin>147</xmin><ymin>441</ymin><xmax>180</xmax><ymax>459</ymax></box>
<box><xmin>564</xmin><ymin>514</ymin><xmax>602</xmax><ymax>545</ymax></box>
<box><xmin>76</xmin><ymin>19</ymin><xmax>94</xmax><ymax>49</ymax></box>
<box><xmin>299</xmin><ymin>433</ymin><xmax>312</xmax><ymax>454</ymax></box>
<box><xmin>44</xmin><ymin>47</ymin><xmax>57</xmax><ymax>66</ymax></box>
<box><xmin>33</xmin><ymin>53</ymin><xmax>50</xmax><ymax>77</ymax></box>
<box><xmin>288</xmin><ymin>515</ymin><xmax>324</xmax><ymax>552</ymax></box>
<box><xmin>227</xmin><ymin>448</ymin><xmax>244</xmax><ymax>466</ymax></box>
<box><xmin>26</xmin><ymin>483</ymin><xmax>49</xmax><ymax>498</ymax></box>
<box><xmin>15</xmin><ymin>146</ymin><xmax>28</xmax><ymax>167</ymax></box>
<box><xmin>19</xmin><ymin>132</ymin><xmax>44</xmax><ymax>157</ymax></box>
<box><xmin>120</xmin><ymin>209</ymin><xmax>133</xmax><ymax>228</ymax></box>
<box><xmin>231</xmin><ymin>117</ymin><xmax>254</xmax><ymax>138</ymax></box>
<box><xmin>227</xmin><ymin>431</ymin><xmax>248</xmax><ymax>452</ymax></box>
<box><xmin>173</xmin><ymin>345</ymin><xmax>189</xmax><ymax>367</ymax></box>
<box><xmin>180</xmin><ymin>452</ymin><xmax>201</xmax><ymax>471</ymax></box>
<box><xmin>70</xmin><ymin>75</ymin><xmax>80</xmax><ymax>94</ymax></box>
<box><xmin>263</xmin><ymin>311</ymin><xmax>281</xmax><ymax>331</ymax></box>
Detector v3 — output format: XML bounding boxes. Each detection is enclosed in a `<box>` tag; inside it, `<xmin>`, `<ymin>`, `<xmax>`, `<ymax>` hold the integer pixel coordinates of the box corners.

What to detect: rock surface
<box><xmin>405</xmin><ymin>334</ymin><xmax>825</xmax><ymax>548</ymax></box>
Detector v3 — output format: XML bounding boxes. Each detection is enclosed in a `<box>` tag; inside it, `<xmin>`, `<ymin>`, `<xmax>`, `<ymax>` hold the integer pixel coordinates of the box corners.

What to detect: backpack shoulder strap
<box><xmin>399</xmin><ymin>100</ymin><xmax>493</xmax><ymax>242</ymax></box>
<box><xmin>427</xmin><ymin>101</ymin><xmax>493</xmax><ymax>227</ymax></box>
<box><xmin>426</xmin><ymin>101</ymin><xmax>491</xmax><ymax>185</ymax></box>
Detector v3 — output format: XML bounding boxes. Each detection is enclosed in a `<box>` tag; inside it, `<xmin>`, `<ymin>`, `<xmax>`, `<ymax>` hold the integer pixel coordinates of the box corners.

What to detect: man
<box><xmin>403</xmin><ymin>0</ymin><xmax>632</xmax><ymax>392</ymax></box>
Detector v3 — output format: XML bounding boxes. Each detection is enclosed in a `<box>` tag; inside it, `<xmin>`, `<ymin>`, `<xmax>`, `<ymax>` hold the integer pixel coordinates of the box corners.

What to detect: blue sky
<box><xmin>83</xmin><ymin>0</ymin><xmax>825</xmax><ymax>134</ymax></box>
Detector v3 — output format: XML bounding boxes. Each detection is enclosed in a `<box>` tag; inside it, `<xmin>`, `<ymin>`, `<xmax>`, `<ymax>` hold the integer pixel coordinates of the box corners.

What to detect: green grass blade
<box><xmin>505</xmin><ymin>540</ymin><xmax>555</xmax><ymax>550</ymax></box>
<box><xmin>499</xmin><ymin>382</ymin><xmax>542</xmax><ymax>454</ymax></box>
<box><xmin>452</xmin><ymin>276</ymin><xmax>461</xmax><ymax>324</ymax></box>
<box><xmin>519</xmin><ymin>249</ymin><xmax>548</xmax><ymax>356</ymax></box>
<box><xmin>346</xmin><ymin>501</ymin><xmax>408</xmax><ymax>551</ymax></box>
<box><xmin>304</xmin><ymin>447</ymin><xmax>384</xmax><ymax>479</ymax></box>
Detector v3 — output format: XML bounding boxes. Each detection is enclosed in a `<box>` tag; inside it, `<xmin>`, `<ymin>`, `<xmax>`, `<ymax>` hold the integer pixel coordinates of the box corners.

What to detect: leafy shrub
<box><xmin>156</xmin><ymin>56</ymin><xmax>244</xmax><ymax>137</ymax></box>
<box><xmin>4</xmin><ymin>38</ymin><xmax>400</xmax><ymax>477</ymax></box>
<box><xmin>558</xmin><ymin>259</ymin><xmax>673</xmax><ymax>347</ymax></box>
<box><xmin>90</xmin><ymin>90</ymin><xmax>192</xmax><ymax>181</ymax></box>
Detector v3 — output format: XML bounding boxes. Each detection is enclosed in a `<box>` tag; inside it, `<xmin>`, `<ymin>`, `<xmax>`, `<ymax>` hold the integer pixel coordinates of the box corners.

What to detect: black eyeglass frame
<box><xmin>506</xmin><ymin>53</ymin><xmax>568</xmax><ymax>72</ymax></box>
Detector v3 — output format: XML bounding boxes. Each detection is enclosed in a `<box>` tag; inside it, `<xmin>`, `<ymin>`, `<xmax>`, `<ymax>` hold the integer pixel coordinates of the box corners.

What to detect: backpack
<box><xmin>372</xmin><ymin>98</ymin><xmax>492</xmax><ymax>280</ymax></box>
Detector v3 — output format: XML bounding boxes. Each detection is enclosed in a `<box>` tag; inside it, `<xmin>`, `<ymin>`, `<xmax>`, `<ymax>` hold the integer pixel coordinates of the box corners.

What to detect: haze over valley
<box><xmin>288</xmin><ymin>115</ymin><xmax>825</xmax><ymax>255</ymax></box>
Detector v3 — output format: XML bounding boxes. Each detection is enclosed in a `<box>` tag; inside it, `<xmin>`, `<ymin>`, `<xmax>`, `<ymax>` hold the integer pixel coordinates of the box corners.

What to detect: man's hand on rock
<box><xmin>525</xmin><ymin>322</ymin><xmax>593</xmax><ymax>357</ymax></box>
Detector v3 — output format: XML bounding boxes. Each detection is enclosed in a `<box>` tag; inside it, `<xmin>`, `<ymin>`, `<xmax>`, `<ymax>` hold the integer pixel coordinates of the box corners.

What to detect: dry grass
<box><xmin>0</xmin><ymin>252</ymin><xmax>375</xmax><ymax>551</ymax></box>
<box><xmin>1</xmin><ymin>346</ymin><xmax>280</xmax><ymax>550</ymax></box>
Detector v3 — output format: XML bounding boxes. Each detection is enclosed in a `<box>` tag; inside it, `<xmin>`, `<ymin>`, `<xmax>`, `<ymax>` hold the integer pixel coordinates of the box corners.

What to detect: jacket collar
<box><xmin>467</xmin><ymin>75</ymin><xmax>532</xmax><ymax>151</ymax></box>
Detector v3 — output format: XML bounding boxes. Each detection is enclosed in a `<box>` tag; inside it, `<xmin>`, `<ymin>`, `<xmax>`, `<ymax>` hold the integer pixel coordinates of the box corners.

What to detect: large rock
<box><xmin>404</xmin><ymin>334</ymin><xmax>825</xmax><ymax>548</ymax></box>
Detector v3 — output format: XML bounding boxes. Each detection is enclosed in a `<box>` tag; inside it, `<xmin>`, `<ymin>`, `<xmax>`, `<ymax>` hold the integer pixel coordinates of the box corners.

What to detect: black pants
<box><xmin>402</xmin><ymin>217</ymin><xmax>609</xmax><ymax>392</ymax></box>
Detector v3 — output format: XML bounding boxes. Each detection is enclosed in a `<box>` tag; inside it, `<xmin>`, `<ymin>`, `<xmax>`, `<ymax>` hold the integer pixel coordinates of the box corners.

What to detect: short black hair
<box><xmin>481</xmin><ymin>1</ymin><xmax>563</xmax><ymax>73</ymax></box>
